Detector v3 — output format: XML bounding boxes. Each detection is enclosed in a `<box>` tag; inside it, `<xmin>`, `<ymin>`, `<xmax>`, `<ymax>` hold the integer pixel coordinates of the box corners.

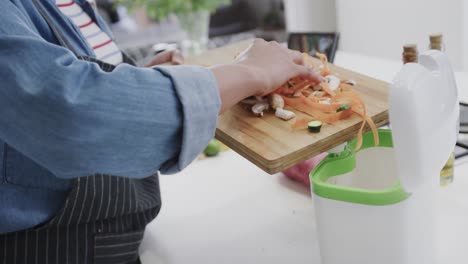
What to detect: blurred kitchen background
<box><xmin>99</xmin><ymin>0</ymin><xmax>468</xmax><ymax>71</ymax></box>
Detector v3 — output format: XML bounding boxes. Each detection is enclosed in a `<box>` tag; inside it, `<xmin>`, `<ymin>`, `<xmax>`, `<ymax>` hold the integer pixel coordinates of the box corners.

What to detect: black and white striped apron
<box><xmin>1</xmin><ymin>2</ymin><xmax>162</xmax><ymax>263</ymax></box>
<box><xmin>0</xmin><ymin>174</ymin><xmax>161</xmax><ymax>264</ymax></box>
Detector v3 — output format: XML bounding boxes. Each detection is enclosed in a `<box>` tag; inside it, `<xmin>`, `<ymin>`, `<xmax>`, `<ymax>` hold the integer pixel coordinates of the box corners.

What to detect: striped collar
<box><xmin>33</xmin><ymin>0</ymin><xmax>115</xmax><ymax>57</ymax></box>
<box><xmin>54</xmin><ymin>0</ymin><xmax>123</xmax><ymax>64</ymax></box>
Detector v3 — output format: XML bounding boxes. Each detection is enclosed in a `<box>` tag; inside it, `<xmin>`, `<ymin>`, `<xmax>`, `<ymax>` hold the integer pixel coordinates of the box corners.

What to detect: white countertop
<box><xmin>140</xmin><ymin>51</ymin><xmax>468</xmax><ymax>264</ymax></box>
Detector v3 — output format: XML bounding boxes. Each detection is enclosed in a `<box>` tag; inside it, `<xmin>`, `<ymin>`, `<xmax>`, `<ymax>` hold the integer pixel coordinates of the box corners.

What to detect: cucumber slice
<box><xmin>308</xmin><ymin>121</ymin><xmax>323</xmax><ymax>133</ymax></box>
<box><xmin>337</xmin><ymin>104</ymin><xmax>351</xmax><ymax>112</ymax></box>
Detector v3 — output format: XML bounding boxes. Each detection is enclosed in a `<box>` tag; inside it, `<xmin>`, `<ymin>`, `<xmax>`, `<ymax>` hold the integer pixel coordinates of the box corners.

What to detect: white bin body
<box><xmin>312</xmin><ymin>147</ymin><xmax>437</xmax><ymax>264</ymax></box>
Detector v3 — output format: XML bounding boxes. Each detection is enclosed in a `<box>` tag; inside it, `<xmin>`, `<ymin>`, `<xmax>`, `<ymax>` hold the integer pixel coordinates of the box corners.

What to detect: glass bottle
<box><xmin>441</xmin><ymin>153</ymin><xmax>455</xmax><ymax>186</ymax></box>
<box><xmin>429</xmin><ymin>34</ymin><xmax>454</xmax><ymax>185</ymax></box>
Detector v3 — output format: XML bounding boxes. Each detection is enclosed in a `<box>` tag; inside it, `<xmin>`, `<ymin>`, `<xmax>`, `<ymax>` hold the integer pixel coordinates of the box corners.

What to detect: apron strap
<box><xmin>77</xmin><ymin>53</ymin><xmax>137</xmax><ymax>70</ymax></box>
<box><xmin>32</xmin><ymin>0</ymin><xmax>77</xmax><ymax>53</ymax></box>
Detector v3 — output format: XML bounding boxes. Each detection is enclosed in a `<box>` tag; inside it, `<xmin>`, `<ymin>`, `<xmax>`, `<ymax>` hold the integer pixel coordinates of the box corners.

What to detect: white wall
<box><xmin>336</xmin><ymin>0</ymin><xmax>464</xmax><ymax>70</ymax></box>
<box><xmin>463</xmin><ymin>0</ymin><xmax>468</xmax><ymax>71</ymax></box>
<box><xmin>284</xmin><ymin>0</ymin><xmax>336</xmax><ymax>32</ymax></box>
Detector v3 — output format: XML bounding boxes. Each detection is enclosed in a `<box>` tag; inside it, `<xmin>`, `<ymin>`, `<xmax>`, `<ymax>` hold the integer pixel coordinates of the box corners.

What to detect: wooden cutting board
<box><xmin>187</xmin><ymin>40</ymin><xmax>390</xmax><ymax>174</ymax></box>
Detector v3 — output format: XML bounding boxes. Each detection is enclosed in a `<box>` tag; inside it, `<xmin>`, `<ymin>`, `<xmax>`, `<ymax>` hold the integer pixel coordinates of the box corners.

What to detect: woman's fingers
<box><xmin>231</xmin><ymin>38</ymin><xmax>325</xmax><ymax>96</ymax></box>
<box><xmin>293</xmin><ymin>64</ymin><xmax>324</xmax><ymax>83</ymax></box>
<box><xmin>145</xmin><ymin>50</ymin><xmax>173</xmax><ymax>67</ymax></box>
<box><xmin>270</xmin><ymin>40</ymin><xmax>307</xmax><ymax>66</ymax></box>
<box><xmin>145</xmin><ymin>50</ymin><xmax>184</xmax><ymax>67</ymax></box>
<box><xmin>289</xmin><ymin>50</ymin><xmax>305</xmax><ymax>65</ymax></box>
<box><xmin>170</xmin><ymin>50</ymin><xmax>184</xmax><ymax>65</ymax></box>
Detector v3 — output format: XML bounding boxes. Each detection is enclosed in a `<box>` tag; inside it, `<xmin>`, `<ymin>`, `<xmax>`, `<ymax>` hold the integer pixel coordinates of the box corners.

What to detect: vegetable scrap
<box><xmin>239</xmin><ymin>52</ymin><xmax>379</xmax><ymax>150</ymax></box>
<box><xmin>308</xmin><ymin>121</ymin><xmax>323</xmax><ymax>133</ymax></box>
<box><xmin>337</xmin><ymin>104</ymin><xmax>351</xmax><ymax>112</ymax></box>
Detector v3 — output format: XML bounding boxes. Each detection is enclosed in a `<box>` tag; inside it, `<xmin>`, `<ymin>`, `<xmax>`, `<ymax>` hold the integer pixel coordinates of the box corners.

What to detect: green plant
<box><xmin>117</xmin><ymin>0</ymin><xmax>231</xmax><ymax>20</ymax></box>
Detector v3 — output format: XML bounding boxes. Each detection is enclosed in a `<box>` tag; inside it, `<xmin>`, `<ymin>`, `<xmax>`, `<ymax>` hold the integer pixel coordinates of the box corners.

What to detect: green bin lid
<box><xmin>310</xmin><ymin>129</ymin><xmax>410</xmax><ymax>206</ymax></box>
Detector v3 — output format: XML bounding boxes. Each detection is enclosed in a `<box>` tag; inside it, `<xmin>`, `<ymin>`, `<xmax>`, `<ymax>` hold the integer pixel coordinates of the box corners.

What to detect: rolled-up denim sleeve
<box><xmin>0</xmin><ymin>3</ymin><xmax>221</xmax><ymax>178</ymax></box>
<box><xmin>156</xmin><ymin>66</ymin><xmax>220</xmax><ymax>174</ymax></box>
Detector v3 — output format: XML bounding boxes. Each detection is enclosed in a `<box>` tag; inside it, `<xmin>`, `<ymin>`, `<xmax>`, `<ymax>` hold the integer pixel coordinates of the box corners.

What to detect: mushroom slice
<box><xmin>325</xmin><ymin>75</ymin><xmax>340</xmax><ymax>91</ymax></box>
<box><xmin>275</xmin><ymin>108</ymin><xmax>296</xmax><ymax>121</ymax></box>
<box><xmin>252</xmin><ymin>102</ymin><xmax>270</xmax><ymax>117</ymax></box>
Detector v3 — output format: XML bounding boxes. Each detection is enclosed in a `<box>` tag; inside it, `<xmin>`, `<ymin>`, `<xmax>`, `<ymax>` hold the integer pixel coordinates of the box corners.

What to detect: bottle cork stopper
<box><xmin>429</xmin><ymin>33</ymin><xmax>443</xmax><ymax>44</ymax></box>
<box><xmin>403</xmin><ymin>44</ymin><xmax>417</xmax><ymax>53</ymax></box>
<box><xmin>429</xmin><ymin>33</ymin><xmax>444</xmax><ymax>51</ymax></box>
<box><xmin>402</xmin><ymin>44</ymin><xmax>418</xmax><ymax>64</ymax></box>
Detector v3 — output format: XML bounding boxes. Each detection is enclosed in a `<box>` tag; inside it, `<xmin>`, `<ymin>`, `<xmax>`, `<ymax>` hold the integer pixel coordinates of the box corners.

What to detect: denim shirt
<box><xmin>0</xmin><ymin>0</ymin><xmax>221</xmax><ymax>233</ymax></box>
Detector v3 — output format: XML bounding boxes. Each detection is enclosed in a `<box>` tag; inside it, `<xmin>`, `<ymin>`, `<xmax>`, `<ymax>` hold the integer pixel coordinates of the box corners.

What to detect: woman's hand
<box><xmin>145</xmin><ymin>49</ymin><xmax>184</xmax><ymax>67</ymax></box>
<box><xmin>211</xmin><ymin>39</ymin><xmax>323</xmax><ymax>113</ymax></box>
<box><xmin>234</xmin><ymin>39</ymin><xmax>323</xmax><ymax>95</ymax></box>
